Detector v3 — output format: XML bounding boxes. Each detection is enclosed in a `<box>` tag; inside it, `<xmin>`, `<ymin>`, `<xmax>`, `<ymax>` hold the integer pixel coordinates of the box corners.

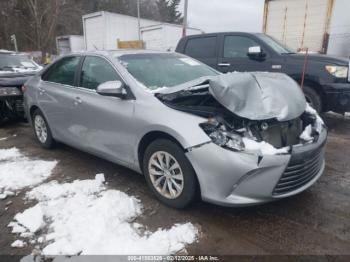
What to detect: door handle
<box><xmin>74</xmin><ymin>97</ymin><xmax>83</xmax><ymax>106</ymax></box>
<box><xmin>218</xmin><ymin>63</ymin><xmax>231</xmax><ymax>67</ymax></box>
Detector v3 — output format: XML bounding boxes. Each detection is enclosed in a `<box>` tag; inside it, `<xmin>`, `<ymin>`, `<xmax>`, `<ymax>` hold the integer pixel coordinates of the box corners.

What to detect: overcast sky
<box><xmin>179</xmin><ymin>0</ymin><xmax>265</xmax><ymax>33</ymax></box>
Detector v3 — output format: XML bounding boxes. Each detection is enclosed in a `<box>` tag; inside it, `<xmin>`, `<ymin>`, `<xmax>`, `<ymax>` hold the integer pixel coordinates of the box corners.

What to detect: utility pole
<box><xmin>182</xmin><ymin>0</ymin><xmax>188</xmax><ymax>37</ymax></box>
<box><xmin>137</xmin><ymin>0</ymin><xmax>141</xmax><ymax>41</ymax></box>
<box><xmin>10</xmin><ymin>34</ymin><xmax>18</xmax><ymax>52</ymax></box>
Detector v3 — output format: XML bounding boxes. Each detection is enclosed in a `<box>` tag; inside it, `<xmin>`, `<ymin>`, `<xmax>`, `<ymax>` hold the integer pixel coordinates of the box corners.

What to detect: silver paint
<box><xmin>24</xmin><ymin>50</ymin><xmax>327</xmax><ymax>207</ymax></box>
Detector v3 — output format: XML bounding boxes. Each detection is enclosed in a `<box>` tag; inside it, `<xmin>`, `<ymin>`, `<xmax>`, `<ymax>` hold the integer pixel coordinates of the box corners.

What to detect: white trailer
<box><xmin>56</xmin><ymin>35</ymin><xmax>85</xmax><ymax>55</ymax></box>
<box><xmin>82</xmin><ymin>11</ymin><xmax>202</xmax><ymax>51</ymax></box>
<box><xmin>263</xmin><ymin>0</ymin><xmax>350</xmax><ymax>57</ymax></box>
<box><xmin>141</xmin><ymin>23</ymin><xmax>202</xmax><ymax>51</ymax></box>
<box><xmin>327</xmin><ymin>0</ymin><xmax>350</xmax><ymax>58</ymax></box>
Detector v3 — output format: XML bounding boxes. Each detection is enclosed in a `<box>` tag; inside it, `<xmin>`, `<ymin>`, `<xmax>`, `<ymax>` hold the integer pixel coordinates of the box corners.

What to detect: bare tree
<box><xmin>0</xmin><ymin>0</ymin><xmax>182</xmax><ymax>56</ymax></box>
<box><xmin>0</xmin><ymin>0</ymin><xmax>19</xmax><ymax>50</ymax></box>
<box><xmin>21</xmin><ymin>0</ymin><xmax>81</xmax><ymax>59</ymax></box>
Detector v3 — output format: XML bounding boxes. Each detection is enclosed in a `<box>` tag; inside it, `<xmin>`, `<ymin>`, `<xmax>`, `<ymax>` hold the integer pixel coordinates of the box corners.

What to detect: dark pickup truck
<box><xmin>176</xmin><ymin>32</ymin><xmax>350</xmax><ymax>113</ymax></box>
<box><xmin>0</xmin><ymin>51</ymin><xmax>42</xmax><ymax>125</ymax></box>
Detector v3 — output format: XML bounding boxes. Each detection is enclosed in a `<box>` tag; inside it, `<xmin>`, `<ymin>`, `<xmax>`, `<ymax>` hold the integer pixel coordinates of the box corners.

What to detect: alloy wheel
<box><xmin>148</xmin><ymin>151</ymin><xmax>184</xmax><ymax>199</ymax></box>
<box><xmin>34</xmin><ymin>115</ymin><xmax>48</xmax><ymax>144</ymax></box>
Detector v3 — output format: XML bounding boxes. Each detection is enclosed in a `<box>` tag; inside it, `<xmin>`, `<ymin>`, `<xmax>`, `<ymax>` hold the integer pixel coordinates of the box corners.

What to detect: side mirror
<box><xmin>96</xmin><ymin>81</ymin><xmax>126</xmax><ymax>98</ymax></box>
<box><xmin>248</xmin><ymin>46</ymin><xmax>265</xmax><ymax>59</ymax></box>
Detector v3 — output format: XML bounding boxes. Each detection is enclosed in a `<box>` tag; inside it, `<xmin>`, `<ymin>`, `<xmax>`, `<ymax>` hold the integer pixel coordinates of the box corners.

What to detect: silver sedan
<box><xmin>24</xmin><ymin>50</ymin><xmax>327</xmax><ymax>208</ymax></box>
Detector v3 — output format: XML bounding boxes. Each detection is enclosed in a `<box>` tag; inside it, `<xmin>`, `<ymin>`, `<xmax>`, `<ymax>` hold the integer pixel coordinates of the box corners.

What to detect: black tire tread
<box><xmin>143</xmin><ymin>139</ymin><xmax>198</xmax><ymax>209</ymax></box>
<box><xmin>303</xmin><ymin>85</ymin><xmax>323</xmax><ymax>113</ymax></box>
<box><xmin>32</xmin><ymin>109</ymin><xmax>55</xmax><ymax>149</ymax></box>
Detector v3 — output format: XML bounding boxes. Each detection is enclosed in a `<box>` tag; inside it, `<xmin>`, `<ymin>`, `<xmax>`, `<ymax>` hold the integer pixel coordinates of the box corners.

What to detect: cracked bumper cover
<box><xmin>186</xmin><ymin>128</ymin><xmax>327</xmax><ymax>207</ymax></box>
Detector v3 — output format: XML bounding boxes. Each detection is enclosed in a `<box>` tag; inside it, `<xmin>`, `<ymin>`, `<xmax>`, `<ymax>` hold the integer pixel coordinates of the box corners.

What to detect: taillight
<box><xmin>21</xmin><ymin>85</ymin><xmax>27</xmax><ymax>93</ymax></box>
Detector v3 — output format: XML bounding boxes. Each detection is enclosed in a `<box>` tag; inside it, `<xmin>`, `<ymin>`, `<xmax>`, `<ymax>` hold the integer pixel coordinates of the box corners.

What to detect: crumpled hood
<box><xmin>209</xmin><ymin>72</ymin><xmax>306</xmax><ymax>121</ymax></box>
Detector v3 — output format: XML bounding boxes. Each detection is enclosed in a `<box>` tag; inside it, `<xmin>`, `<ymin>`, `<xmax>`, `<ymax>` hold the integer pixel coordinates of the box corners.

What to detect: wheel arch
<box><xmin>29</xmin><ymin>105</ymin><xmax>54</xmax><ymax>135</ymax></box>
<box><xmin>29</xmin><ymin>105</ymin><xmax>40</xmax><ymax>123</ymax></box>
<box><xmin>138</xmin><ymin>131</ymin><xmax>202</xmax><ymax>205</ymax></box>
<box><xmin>137</xmin><ymin>131</ymin><xmax>185</xmax><ymax>172</ymax></box>
<box><xmin>302</xmin><ymin>79</ymin><xmax>325</xmax><ymax>95</ymax></box>
<box><xmin>302</xmin><ymin>80</ymin><xmax>327</xmax><ymax>111</ymax></box>
<box><xmin>291</xmin><ymin>76</ymin><xmax>326</xmax><ymax>110</ymax></box>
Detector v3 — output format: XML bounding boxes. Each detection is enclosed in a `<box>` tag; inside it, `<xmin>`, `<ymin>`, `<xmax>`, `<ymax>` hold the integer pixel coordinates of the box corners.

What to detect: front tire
<box><xmin>304</xmin><ymin>85</ymin><xmax>323</xmax><ymax>113</ymax></box>
<box><xmin>143</xmin><ymin>139</ymin><xmax>198</xmax><ymax>209</ymax></box>
<box><xmin>32</xmin><ymin>109</ymin><xmax>55</xmax><ymax>149</ymax></box>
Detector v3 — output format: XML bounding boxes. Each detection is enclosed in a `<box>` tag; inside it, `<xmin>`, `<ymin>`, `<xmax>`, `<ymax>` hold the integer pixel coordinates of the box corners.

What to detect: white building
<box><xmin>82</xmin><ymin>11</ymin><xmax>203</xmax><ymax>51</ymax></box>
<box><xmin>56</xmin><ymin>35</ymin><xmax>85</xmax><ymax>55</ymax></box>
<box><xmin>327</xmin><ymin>0</ymin><xmax>350</xmax><ymax>57</ymax></box>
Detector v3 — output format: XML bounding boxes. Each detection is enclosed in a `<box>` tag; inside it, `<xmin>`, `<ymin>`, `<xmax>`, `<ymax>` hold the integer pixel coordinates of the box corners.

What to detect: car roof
<box><xmin>69</xmin><ymin>49</ymin><xmax>172</xmax><ymax>57</ymax></box>
<box><xmin>181</xmin><ymin>32</ymin><xmax>261</xmax><ymax>38</ymax></box>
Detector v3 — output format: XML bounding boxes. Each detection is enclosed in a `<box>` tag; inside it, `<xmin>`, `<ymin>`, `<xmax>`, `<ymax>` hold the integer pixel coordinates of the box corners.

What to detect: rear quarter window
<box><xmin>184</xmin><ymin>36</ymin><xmax>217</xmax><ymax>59</ymax></box>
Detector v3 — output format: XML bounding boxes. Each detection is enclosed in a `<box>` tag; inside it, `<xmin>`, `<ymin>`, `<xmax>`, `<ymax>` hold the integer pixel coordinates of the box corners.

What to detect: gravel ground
<box><xmin>0</xmin><ymin>113</ymin><xmax>350</xmax><ymax>257</ymax></box>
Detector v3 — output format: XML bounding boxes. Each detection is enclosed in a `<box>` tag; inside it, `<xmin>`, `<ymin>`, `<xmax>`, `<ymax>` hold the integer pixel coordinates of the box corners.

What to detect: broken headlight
<box><xmin>200</xmin><ymin>120</ymin><xmax>245</xmax><ymax>151</ymax></box>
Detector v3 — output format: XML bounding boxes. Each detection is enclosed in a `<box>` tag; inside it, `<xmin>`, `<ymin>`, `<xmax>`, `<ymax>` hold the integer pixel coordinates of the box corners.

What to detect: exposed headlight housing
<box><xmin>200</xmin><ymin>121</ymin><xmax>245</xmax><ymax>151</ymax></box>
<box><xmin>325</xmin><ymin>65</ymin><xmax>348</xmax><ymax>78</ymax></box>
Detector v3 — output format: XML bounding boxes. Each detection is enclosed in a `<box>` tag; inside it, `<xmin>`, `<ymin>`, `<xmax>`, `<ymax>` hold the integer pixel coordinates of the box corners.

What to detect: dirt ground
<box><xmin>0</xmin><ymin>113</ymin><xmax>350</xmax><ymax>257</ymax></box>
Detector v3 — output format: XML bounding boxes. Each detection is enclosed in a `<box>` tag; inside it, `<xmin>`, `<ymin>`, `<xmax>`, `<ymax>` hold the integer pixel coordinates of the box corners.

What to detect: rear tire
<box><xmin>143</xmin><ymin>139</ymin><xmax>198</xmax><ymax>209</ymax></box>
<box><xmin>32</xmin><ymin>109</ymin><xmax>55</xmax><ymax>149</ymax></box>
<box><xmin>0</xmin><ymin>101</ymin><xmax>8</xmax><ymax>126</ymax></box>
<box><xmin>304</xmin><ymin>85</ymin><xmax>323</xmax><ymax>113</ymax></box>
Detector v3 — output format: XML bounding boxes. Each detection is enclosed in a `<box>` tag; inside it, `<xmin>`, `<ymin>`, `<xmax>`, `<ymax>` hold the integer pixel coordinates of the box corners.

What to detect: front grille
<box><xmin>273</xmin><ymin>147</ymin><xmax>323</xmax><ymax>195</ymax></box>
<box><xmin>14</xmin><ymin>99</ymin><xmax>24</xmax><ymax>113</ymax></box>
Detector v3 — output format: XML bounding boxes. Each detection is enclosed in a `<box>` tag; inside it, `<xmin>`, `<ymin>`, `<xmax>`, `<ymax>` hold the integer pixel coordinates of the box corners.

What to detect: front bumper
<box><xmin>186</xmin><ymin>128</ymin><xmax>327</xmax><ymax>207</ymax></box>
<box><xmin>323</xmin><ymin>83</ymin><xmax>350</xmax><ymax>113</ymax></box>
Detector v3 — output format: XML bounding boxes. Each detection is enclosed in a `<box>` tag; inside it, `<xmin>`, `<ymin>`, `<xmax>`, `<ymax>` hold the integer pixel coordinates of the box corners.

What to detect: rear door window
<box><xmin>184</xmin><ymin>37</ymin><xmax>217</xmax><ymax>59</ymax></box>
<box><xmin>42</xmin><ymin>56</ymin><xmax>80</xmax><ymax>86</ymax></box>
<box><xmin>80</xmin><ymin>56</ymin><xmax>121</xmax><ymax>90</ymax></box>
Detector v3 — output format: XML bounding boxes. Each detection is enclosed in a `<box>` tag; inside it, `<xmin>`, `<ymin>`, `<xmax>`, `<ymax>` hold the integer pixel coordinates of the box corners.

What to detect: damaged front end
<box><xmin>156</xmin><ymin>72</ymin><xmax>326</xmax><ymax>156</ymax></box>
<box><xmin>0</xmin><ymin>86</ymin><xmax>24</xmax><ymax>125</ymax></box>
<box><xmin>0</xmin><ymin>74</ymin><xmax>34</xmax><ymax>124</ymax></box>
<box><xmin>155</xmin><ymin>72</ymin><xmax>327</xmax><ymax>206</ymax></box>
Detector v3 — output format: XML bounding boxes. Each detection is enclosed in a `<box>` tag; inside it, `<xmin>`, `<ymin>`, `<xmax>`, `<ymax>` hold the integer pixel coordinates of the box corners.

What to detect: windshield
<box><xmin>117</xmin><ymin>53</ymin><xmax>218</xmax><ymax>90</ymax></box>
<box><xmin>256</xmin><ymin>34</ymin><xmax>295</xmax><ymax>54</ymax></box>
<box><xmin>0</xmin><ymin>53</ymin><xmax>39</xmax><ymax>72</ymax></box>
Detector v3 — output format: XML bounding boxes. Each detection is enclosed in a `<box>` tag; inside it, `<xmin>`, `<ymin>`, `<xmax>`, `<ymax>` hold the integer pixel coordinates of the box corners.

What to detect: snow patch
<box><xmin>300</xmin><ymin>124</ymin><xmax>313</xmax><ymax>142</ymax></box>
<box><xmin>0</xmin><ymin>67</ymin><xmax>41</xmax><ymax>74</ymax></box>
<box><xmin>0</xmin><ymin>190</ymin><xmax>14</xmax><ymax>200</ymax></box>
<box><xmin>10</xmin><ymin>223</ymin><xmax>27</xmax><ymax>234</ymax></box>
<box><xmin>10</xmin><ymin>174</ymin><xmax>198</xmax><ymax>255</ymax></box>
<box><xmin>0</xmin><ymin>147</ymin><xmax>22</xmax><ymax>160</ymax></box>
<box><xmin>11</xmin><ymin>240</ymin><xmax>26</xmax><ymax>248</ymax></box>
<box><xmin>150</xmin><ymin>86</ymin><xmax>169</xmax><ymax>93</ymax></box>
<box><xmin>14</xmin><ymin>205</ymin><xmax>45</xmax><ymax>233</ymax></box>
<box><xmin>305</xmin><ymin>103</ymin><xmax>324</xmax><ymax>133</ymax></box>
<box><xmin>0</xmin><ymin>148</ymin><xmax>57</xmax><ymax>199</ymax></box>
<box><xmin>243</xmin><ymin>138</ymin><xmax>289</xmax><ymax>155</ymax></box>
<box><xmin>0</xmin><ymin>137</ymin><xmax>8</xmax><ymax>141</ymax></box>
